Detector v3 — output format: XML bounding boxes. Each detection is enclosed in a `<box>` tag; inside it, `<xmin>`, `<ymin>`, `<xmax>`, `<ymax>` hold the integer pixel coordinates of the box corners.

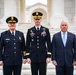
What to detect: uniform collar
<box><xmin>35</xmin><ymin>25</ymin><xmax>41</xmax><ymax>30</ymax></box>
<box><xmin>10</xmin><ymin>30</ymin><xmax>16</xmax><ymax>36</ymax></box>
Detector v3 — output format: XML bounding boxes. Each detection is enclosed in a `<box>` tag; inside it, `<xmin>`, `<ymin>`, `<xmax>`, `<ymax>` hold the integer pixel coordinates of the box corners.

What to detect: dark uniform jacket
<box><xmin>25</xmin><ymin>26</ymin><xmax>51</xmax><ymax>63</ymax></box>
<box><xmin>0</xmin><ymin>30</ymin><xmax>25</xmax><ymax>65</ymax></box>
<box><xmin>52</xmin><ymin>32</ymin><xmax>76</xmax><ymax>66</ymax></box>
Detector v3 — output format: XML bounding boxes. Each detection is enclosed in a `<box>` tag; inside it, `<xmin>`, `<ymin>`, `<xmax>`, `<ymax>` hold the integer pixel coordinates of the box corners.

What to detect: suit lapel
<box><xmin>32</xmin><ymin>26</ymin><xmax>37</xmax><ymax>34</ymax></box>
<box><xmin>33</xmin><ymin>26</ymin><xmax>36</xmax><ymax>30</ymax></box>
<box><xmin>33</xmin><ymin>25</ymin><xmax>41</xmax><ymax>35</ymax></box>
<box><xmin>66</xmin><ymin>32</ymin><xmax>70</xmax><ymax>46</ymax></box>
<box><xmin>40</xmin><ymin>26</ymin><xmax>44</xmax><ymax>31</ymax></box>
<box><xmin>15</xmin><ymin>31</ymin><xmax>21</xmax><ymax>42</ymax></box>
<box><xmin>40</xmin><ymin>26</ymin><xmax>45</xmax><ymax>33</ymax></box>
<box><xmin>59</xmin><ymin>32</ymin><xmax>64</xmax><ymax>46</ymax></box>
<box><xmin>15</xmin><ymin>30</ymin><xmax>19</xmax><ymax>39</ymax></box>
<box><xmin>7</xmin><ymin>30</ymin><xmax>13</xmax><ymax>38</ymax></box>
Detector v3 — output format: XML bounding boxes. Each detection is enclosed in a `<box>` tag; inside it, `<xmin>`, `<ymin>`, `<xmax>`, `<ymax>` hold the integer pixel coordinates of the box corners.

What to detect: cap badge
<box><xmin>11</xmin><ymin>16</ymin><xmax>14</xmax><ymax>20</ymax></box>
<box><xmin>36</xmin><ymin>12</ymin><xmax>38</xmax><ymax>15</ymax></box>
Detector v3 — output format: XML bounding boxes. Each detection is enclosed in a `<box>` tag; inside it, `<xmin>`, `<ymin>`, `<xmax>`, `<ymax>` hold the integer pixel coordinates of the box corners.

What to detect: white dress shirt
<box><xmin>10</xmin><ymin>30</ymin><xmax>16</xmax><ymax>36</ymax></box>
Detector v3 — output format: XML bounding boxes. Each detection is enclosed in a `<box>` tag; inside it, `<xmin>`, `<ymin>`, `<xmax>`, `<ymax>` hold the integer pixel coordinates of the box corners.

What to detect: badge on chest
<box><xmin>19</xmin><ymin>36</ymin><xmax>22</xmax><ymax>40</ymax></box>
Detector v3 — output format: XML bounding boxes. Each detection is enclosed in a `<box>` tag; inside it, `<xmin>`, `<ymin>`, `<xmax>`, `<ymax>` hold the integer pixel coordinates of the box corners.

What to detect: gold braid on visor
<box><xmin>8</xmin><ymin>20</ymin><xmax>16</xmax><ymax>23</ymax></box>
<box><xmin>33</xmin><ymin>16</ymin><xmax>42</xmax><ymax>19</ymax></box>
<box><xmin>37</xmin><ymin>16</ymin><xmax>41</xmax><ymax>19</ymax></box>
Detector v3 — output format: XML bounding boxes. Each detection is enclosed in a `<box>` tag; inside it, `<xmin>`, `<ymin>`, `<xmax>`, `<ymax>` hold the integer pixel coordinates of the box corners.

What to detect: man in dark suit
<box><xmin>25</xmin><ymin>12</ymin><xmax>51</xmax><ymax>75</ymax></box>
<box><xmin>0</xmin><ymin>16</ymin><xmax>26</xmax><ymax>75</ymax></box>
<box><xmin>52</xmin><ymin>21</ymin><xmax>76</xmax><ymax>75</ymax></box>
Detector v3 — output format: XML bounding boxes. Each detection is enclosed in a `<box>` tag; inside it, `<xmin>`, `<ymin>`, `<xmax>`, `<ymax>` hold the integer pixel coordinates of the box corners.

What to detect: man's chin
<box><xmin>10</xmin><ymin>28</ymin><xmax>15</xmax><ymax>30</ymax></box>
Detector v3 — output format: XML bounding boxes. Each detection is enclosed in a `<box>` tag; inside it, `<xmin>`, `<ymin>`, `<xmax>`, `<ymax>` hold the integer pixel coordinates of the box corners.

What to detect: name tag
<box><xmin>5</xmin><ymin>39</ymin><xmax>10</xmax><ymax>40</ymax></box>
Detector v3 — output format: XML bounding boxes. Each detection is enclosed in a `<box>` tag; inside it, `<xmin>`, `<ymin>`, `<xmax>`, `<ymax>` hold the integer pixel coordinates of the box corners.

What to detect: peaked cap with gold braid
<box><xmin>32</xmin><ymin>12</ymin><xmax>43</xmax><ymax>20</ymax></box>
<box><xmin>6</xmin><ymin>16</ymin><xmax>18</xmax><ymax>23</ymax></box>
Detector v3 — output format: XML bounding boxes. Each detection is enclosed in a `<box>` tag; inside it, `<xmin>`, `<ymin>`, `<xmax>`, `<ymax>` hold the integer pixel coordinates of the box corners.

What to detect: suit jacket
<box><xmin>25</xmin><ymin>26</ymin><xmax>51</xmax><ymax>63</ymax></box>
<box><xmin>52</xmin><ymin>31</ymin><xmax>76</xmax><ymax>66</ymax></box>
<box><xmin>0</xmin><ymin>30</ymin><xmax>25</xmax><ymax>65</ymax></box>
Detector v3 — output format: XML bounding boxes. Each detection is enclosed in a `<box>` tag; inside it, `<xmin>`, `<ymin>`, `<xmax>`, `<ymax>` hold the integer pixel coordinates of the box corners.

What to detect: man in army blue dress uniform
<box><xmin>0</xmin><ymin>16</ymin><xmax>26</xmax><ymax>75</ymax></box>
<box><xmin>25</xmin><ymin>12</ymin><xmax>51</xmax><ymax>75</ymax></box>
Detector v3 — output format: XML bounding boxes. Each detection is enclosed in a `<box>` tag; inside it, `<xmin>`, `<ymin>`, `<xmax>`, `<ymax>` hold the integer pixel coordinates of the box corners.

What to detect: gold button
<box><xmin>14</xmin><ymin>52</ymin><xmax>16</xmax><ymax>53</ymax></box>
<box><xmin>37</xmin><ymin>43</ymin><xmax>39</xmax><ymax>45</ymax></box>
<box><xmin>37</xmin><ymin>40</ymin><xmax>39</xmax><ymax>41</ymax></box>
<box><xmin>13</xmin><ymin>39</ymin><xmax>15</xmax><ymax>40</ymax></box>
<box><xmin>14</xmin><ymin>43</ymin><xmax>16</xmax><ymax>45</ymax></box>
<box><xmin>37</xmin><ymin>46</ymin><xmax>39</xmax><ymax>48</ymax></box>
<box><xmin>37</xmin><ymin>36</ymin><xmax>39</xmax><ymax>38</ymax></box>
<box><xmin>14</xmin><ymin>47</ymin><xmax>16</xmax><ymax>49</ymax></box>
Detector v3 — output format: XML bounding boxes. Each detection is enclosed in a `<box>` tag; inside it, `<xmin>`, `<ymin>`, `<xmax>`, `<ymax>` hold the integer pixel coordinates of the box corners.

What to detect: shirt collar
<box><xmin>61</xmin><ymin>31</ymin><xmax>67</xmax><ymax>35</ymax></box>
<box><xmin>10</xmin><ymin>30</ymin><xmax>16</xmax><ymax>35</ymax></box>
<box><xmin>35</xmin><ymin>25</ymin><xmax>41</xmax><ymax>30</ymax></box>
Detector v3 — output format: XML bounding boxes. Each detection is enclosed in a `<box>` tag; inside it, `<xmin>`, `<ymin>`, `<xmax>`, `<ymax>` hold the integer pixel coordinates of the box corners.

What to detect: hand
<box><xmin>73</xmin><ymin>61</ymin><xmax>76</xmax><ymax>66</ymax></box>
<box><xmin>52</xmin><ymin>60</ymin><xmax>57</xmax><ymax>66</ymax></box>
<box><xmin>46</xmin><ymin>58</ymin><xmax>51</xmax><ymax>64</ymax></box>
<box><xmin>27</xmin><ymin>58</ymin><xmax>31</xmax><ymax>64</ymax></box>
<box><xmin>0</xmin><ymin>61</ymin><xmax>3</xmax><ymax>66</ymax></box>
<box><xmin>23</xmin><ymin>59</ymin><xmax>27</xmax><ymax>64</ymax></box>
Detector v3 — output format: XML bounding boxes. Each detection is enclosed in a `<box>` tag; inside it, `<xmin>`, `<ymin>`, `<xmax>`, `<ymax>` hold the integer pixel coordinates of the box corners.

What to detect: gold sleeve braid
<box><xmin>23</xmin><ymin>51</ymin><xmax>26</xmax><ymax>56</ymax></box>
<box><xmin>26</xmin><ymin>53</ymin><xmax>30</xmax><ymax>56</ymax></box>
<box><xmin>47</xmin><ymin>52</ymin><xmax>51</xmax><ymax>55</ymax></box>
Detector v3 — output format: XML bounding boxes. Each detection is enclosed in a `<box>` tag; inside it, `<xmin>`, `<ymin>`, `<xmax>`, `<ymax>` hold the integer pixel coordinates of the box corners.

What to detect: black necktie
<box><xmin>37</xmin><ymin>27</ymin><xmax>39</xmax><ymax>31</ymax></box>
<box><xmin>11</xmin><ymin>32</ymin><xmax>14</xmax><ymax>36</ymax></box>
<box><xmin>36</xmin><ymin>27</ymin><xmax>40</xmax><ymax>35</ymax></box>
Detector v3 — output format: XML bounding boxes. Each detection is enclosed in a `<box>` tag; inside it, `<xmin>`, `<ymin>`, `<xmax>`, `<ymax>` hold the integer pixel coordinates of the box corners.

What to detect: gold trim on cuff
<box><xmin>23</xmin><ymin>51</ymin><xmax>26</xmax><ymax>56</ymax></box>
<box><xmin>26</xmin><ymin>53</ymin><xmax>30</xmax><ymax>56</ymax></box>
<box><xmin>47</xmin><ymin>52</ymin><xmax>51</xmax><ymax>55</ymax></box>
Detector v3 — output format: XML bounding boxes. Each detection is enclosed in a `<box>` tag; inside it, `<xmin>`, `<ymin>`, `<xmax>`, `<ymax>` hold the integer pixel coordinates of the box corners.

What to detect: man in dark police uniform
<box><xmin>25</xmin><ymin>12</ymin><xmax>51</xmax><ymax>75</ymax></box>
<box><xmin>0</xmin><ymin>16</ymin><xmax>26</xmax><ymax>75</ymax></box>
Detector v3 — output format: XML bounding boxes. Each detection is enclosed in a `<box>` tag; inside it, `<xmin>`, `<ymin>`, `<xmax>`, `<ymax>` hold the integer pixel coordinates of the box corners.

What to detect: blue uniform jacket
<box><xmin>0</xmin><ymin>30</ymin><xmax>25</xmax><ymax>65</ymax></box>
